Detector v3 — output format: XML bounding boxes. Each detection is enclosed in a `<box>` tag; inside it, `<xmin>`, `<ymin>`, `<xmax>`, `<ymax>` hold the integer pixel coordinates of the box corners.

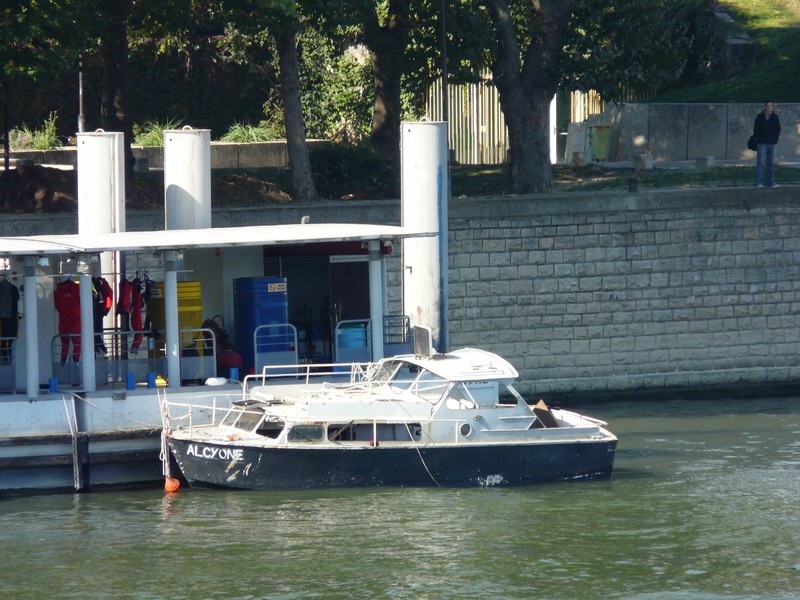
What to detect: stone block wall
<box><xmin>447</xmin><ymin>188</ymin><xmax>800</xmax><ymax>397</ymax></box>
<box><xmin>3</xmin><ymin>187</ymin><xmax>799</xmax><ymax>399</ymax></box>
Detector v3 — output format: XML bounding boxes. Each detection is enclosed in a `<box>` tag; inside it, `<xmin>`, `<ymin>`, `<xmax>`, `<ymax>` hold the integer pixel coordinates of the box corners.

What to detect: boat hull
<box><xmin>167</xmin><ymin>438</ymin><xmax>617</xmax><ymax>490</ymax></box>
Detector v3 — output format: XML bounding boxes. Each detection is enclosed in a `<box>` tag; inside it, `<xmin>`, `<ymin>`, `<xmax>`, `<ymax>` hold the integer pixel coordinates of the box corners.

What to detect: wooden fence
<box><xmin>425</xmin><ymin>74</ymin><xmax>603</xmax><ymax>165</ymax></box>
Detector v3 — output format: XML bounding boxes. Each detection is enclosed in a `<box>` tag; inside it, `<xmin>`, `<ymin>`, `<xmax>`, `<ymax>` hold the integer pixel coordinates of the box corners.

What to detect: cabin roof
<box><xmin>393</xmin><ymin>347</ymin><xmax>519</xmax><ymax>382</ymax></box>
<box><xmin>0</xmin><ymin>222</ymin><xmax>434</xmax><ymax>256</ymax></box>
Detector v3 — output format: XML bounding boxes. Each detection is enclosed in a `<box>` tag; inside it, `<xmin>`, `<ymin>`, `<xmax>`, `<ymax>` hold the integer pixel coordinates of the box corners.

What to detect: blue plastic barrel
<box><xmin>234</xmin><ymin>277</ymin><xmax>289</xmax><ymax>370</ymax></box>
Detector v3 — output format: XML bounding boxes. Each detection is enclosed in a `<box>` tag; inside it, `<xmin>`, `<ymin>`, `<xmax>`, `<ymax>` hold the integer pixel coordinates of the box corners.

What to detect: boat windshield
<box><xmin>220</xmin><ymin>407</ymin><xmax>264</xmax><ymax>433</ymax></box>
<box><xmin>368</xmin><ymin>359</ymin><xmax>446</xmax><ymax>401</ymax></box>
<box><xmin>371</xmin><ymin>360</ymin><xmax>402</xmax><ymax>383</ymax></box>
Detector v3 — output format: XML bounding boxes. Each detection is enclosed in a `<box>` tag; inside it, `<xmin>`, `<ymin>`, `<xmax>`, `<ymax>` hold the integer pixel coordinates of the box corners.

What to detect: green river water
<box><xmin>1</xmin><ymin>397</ymin><xmax>799</xmax><ymax>599</ymax></box>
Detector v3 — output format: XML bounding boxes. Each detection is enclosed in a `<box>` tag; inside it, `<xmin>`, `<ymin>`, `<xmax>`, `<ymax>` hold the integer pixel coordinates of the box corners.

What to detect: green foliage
<box><xmin>654</xmin><ymin>0</ymin><xmax>800</xmax><ymax>102</ymax></box>
<box><xmin>221</xmin><ymin>121</ymin><xmax>281</xmax><ymax>142</ymax></box>
<box><xmin>9</xmin><ymin>111</ymin><xmax>63</xmax><ymax>150</ymax></box>
<box><xmin>562</xmin><ymin>0</ymin><xmax>717</xmax><ymax>100</ymax></box>
<box><xmin>132</xmin><ymin>118</ymin><xmax>184</xmax><ymax>146</ymax></box>
<box><xmin>309</xmin><ymin>142</ymin><xmax>397</xmax><ymax>199</ymax></box>
<box><xmin>297</xmin><ymin>30</ymin><xmax>374</xmax><ymax>142</ymax></box>
<box><xmin>2</xmin><ymin>2</ymin><xmax>81</xmax><ymax>80</ymax></box>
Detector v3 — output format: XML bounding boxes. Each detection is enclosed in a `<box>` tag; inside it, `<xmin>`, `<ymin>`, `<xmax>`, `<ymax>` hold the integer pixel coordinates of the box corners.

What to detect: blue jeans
<box><xmin>756</xmin><ymin>143</ymin><xmax>776</xmax><ymax>186</ymax></box>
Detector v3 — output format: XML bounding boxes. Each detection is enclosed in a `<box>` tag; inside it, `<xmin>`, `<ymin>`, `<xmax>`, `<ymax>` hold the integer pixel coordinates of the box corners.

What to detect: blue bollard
<box><xmin>126</xmin><ymin>372</ymin><xmax>136</xmax><ymax>390</ymax></box>
<box><xmin>147</xmin><ymin>372</ymin><xmax>156</xmax><ymax>389</ymax></box>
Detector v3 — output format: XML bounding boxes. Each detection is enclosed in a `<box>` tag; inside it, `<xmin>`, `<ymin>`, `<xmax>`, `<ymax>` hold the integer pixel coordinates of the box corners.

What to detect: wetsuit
<box><xmin>54</xmin><ymin>279</ymin><xmax>81</xmax><ymax>362</ymax></box>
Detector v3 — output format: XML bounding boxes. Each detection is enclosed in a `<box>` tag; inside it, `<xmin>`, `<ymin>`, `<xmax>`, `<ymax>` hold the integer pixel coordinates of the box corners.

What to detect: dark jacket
<box><xmin>753</xmin><ymin>111</ymin><xmax>781</xmax><ymax>145</ymax></box>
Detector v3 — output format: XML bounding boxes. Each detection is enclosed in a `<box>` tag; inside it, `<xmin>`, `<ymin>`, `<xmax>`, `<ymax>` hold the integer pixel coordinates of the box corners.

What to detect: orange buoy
<box><xmin>164</xmin><ymin>476</ymin><xmax>181</xmax><ymax>492</ymax></box>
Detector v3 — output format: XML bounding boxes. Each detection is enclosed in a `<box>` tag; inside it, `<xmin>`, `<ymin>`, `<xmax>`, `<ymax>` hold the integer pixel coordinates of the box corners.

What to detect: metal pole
<box><xmin>23</xmin><ymin>257</ymin><xmax>39</xmax><ymax>399</ymax></box>
<box><xmin>78</xmin><ymin>55</ymin><xmax>85</xmax><ymax>133</ymax></box>
<box><xmin>438</xmin><ymin>0</ymin><xmax>448</xmax><ymax>125</ymax></box>
<box><xmin>2</xmin><ymin>77</ymin><xmax>9</xmax><ymax>171</ymax></box>
<box><xmin>368</xmin><ymin>240</ymin><xmax>385</xmax><ymax>361</ymax></box>
<box><xmin>164</xmin><ymin>251</ymin><xmax>181</xmax><ymax>388</ymax></box>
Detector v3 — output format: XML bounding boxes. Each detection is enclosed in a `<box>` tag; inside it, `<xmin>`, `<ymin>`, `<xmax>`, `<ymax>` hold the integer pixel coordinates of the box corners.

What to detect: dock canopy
<box><xmin>0</xmin><ymin>222</ymin><xmax>434</xmax><ymax>256</ymax></box>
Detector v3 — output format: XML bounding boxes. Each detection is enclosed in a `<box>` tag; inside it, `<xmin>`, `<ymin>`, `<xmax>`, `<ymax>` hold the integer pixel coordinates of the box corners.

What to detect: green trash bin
<box><xmin>589</xmin><ymin>124</ymin><xmax>611</xmax><ymax>162</ymax></box>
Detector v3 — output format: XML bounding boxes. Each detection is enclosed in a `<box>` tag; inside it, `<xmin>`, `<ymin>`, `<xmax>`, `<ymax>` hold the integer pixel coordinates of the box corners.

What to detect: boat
<box><xmin>162</xmin><ymin>328</ymin><xmax>617</xmax><ymax>489</ymax></box>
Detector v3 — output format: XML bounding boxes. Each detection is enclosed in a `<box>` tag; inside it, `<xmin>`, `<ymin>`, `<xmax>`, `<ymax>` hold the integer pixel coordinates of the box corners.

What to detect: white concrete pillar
<box><xmin>77</xmin><ymin>130</ymin><xmax>125</xmax><ymax>342</ymax></box>
<box><xmin>164</xmin><ymin>127</ymin><xmax>212</xmax><ymax>230</ymax></box>
<box><xmin>401</xmin><ymin>121</ymin><xmax>449</xmax><ymax>352</ymax></box>
<box><xmin>77</xmin><ymin>131</ymin><xmax>126</xmax><ymax>235</ymax></box>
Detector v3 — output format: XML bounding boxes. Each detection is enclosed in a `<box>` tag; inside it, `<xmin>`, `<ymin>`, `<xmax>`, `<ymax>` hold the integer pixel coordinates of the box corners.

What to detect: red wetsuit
<box><xmin>54</xmin><ymin>279</ymin><xmax>81</xmax><ymax>362</ymax></box>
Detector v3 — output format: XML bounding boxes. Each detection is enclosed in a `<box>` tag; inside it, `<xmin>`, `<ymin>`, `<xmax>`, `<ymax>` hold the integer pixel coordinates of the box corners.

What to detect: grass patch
<box><xmin>220</xmin><ymin>122</ymin><xmax>281</xmax><ymax>143</ymax></box>
<box><xmin>450</xmin><ymin>163</ymin><xmax>800</xmax><ymax>196</ymax></box>
<box><xmin>653</xmin><ymin>0</ymin><xmax>800</xmax><ymax>103</ymax></box>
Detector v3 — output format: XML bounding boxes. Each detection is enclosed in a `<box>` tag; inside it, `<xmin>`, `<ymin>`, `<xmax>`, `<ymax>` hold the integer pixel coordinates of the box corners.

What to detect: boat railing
<box><xmin>50</xmin><ymin>329</ymin><xmax>157</xmax><ymax>390</ymax></box>
<box><xmin>161</xmin><ymin>394</ymin><xmax>238</xmax><ymax>433</ymax></box>
<box><xmin>243</xmin><ymin>361</ymin><xmax>371</xmax><ymax>394</ymax></box>
<box><xmin>49</xmin><ymin>327</ymin><xmax>217</xmax><ymax>391</ymax></box>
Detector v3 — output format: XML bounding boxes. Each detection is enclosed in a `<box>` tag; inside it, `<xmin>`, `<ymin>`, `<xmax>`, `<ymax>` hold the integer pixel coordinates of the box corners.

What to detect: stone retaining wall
<box><xmin>565</xmin><ymin>102</ymin><xmax>800</xmax><ymax>164</ymax></box>
<box><xmin>447</xmin><ymin>188</ymin><xmax>800</xmax><ymax>398</ymax></box>
<box><xmin>7</xmin><ymin>140</ymin><xmax>329</xmax><ymax>170</ymax></box>
<box><xmin>3</xmin><ymin>187</ymin><xmax>798</xmax><ymax>398</ymax></box>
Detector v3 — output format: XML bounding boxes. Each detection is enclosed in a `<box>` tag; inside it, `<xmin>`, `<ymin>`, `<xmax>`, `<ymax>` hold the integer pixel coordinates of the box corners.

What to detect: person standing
<box><xmin>753</xmin><ymin>100</ymin><xmax>781</xmax><ymax>187</ymax></box>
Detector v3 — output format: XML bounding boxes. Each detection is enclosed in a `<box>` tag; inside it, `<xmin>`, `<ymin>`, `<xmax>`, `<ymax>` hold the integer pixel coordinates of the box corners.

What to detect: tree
<box><xmin>2</xmin><ymin>1</ymin><xmax>79</xmax><ymax>168</ymax></box>
<box><xmin>361</xmin><ymin>0</ymin><xmax>409</xmax><ymax>168</ymax></box>
<box><xmin>210</xmin><ymin>0</ymin><xmax>318</xmax><ymax>202</ymax></box>
<box><xmin>482</xmin><ymin>0</ymin><xmax>700</xmax><ymax>194</ymax></box>
<box><xmin>98</xmin><ymin>0</ymin><xmax>135</xmax><ymax>170</ymax></box>
<box><xmin>562</xmin><ymin>0</ymin><xmax>697</xmax><ymax>100</ymax></box>
<box><xmin>483</xmin><ymin>0</ymin><xmax>572</xmax><ymax>193</ymax></box>
<box><xmin>274</xmin><ymin>19</ymin><xmax>318</xmax><ymax>201</ymax></box>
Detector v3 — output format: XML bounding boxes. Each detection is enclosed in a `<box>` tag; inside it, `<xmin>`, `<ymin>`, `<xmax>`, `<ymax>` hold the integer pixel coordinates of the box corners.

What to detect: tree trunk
<box><xmin>275</xmin><ymin>24</ymin><xmax>318</xmax><ymax>203</ymax></box>
<box><xmin>99</xmin><ymin>0</ymin><xmax>135</xmax><ymax>171</ymax></box>
<box><xmin>485</xmin><ymin>0</ymin><xmax>573</xmax><ymax>193</ymax></box>
<box><xmin>364</xmin><ymin>0</ymin><xmax>408</xmax><ymax>169</ymax></box>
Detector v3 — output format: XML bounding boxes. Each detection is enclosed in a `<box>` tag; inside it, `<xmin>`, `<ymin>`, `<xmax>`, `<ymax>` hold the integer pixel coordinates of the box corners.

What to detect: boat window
<box><xmin>328</xmin><ymin>422</ymin><xmax>356</xmax><ymax>441</ymax></box>
<box><xmin>371</xmin><ymin>360</ymin><xmax>402</xmax><ymax>383</ymax></box>
<box><xmin>220</xmin><ymin>410</ymin><xmax>238</xmax><ymax>427</ymax></box>
<box><xmin>414</xmin><ymin>370</ymin><xmax>447</xmax><ymax>402</ymax></box>
<box><xmin>256</xmin><ymin>420</ymin><xmax>285</xmax><ymax>439</ymax></box>
<box><xmin>375</xmin><ymin>361</ymin><xmax>419</xmax><ymax>392</ymax></box>
<box><xmin>445</xmin><ymin>384</ymin><xmax>477</xmax><ymax>409</ymax></box>
<box><xmin>237</xmin><ymin>410</ymin><xmax>264</xmax><ymax>432</ymax></box>
<box><xmin>288</xmin><ymin>424</ymin><xmax>325</xmax><ymax>442</ymax></box>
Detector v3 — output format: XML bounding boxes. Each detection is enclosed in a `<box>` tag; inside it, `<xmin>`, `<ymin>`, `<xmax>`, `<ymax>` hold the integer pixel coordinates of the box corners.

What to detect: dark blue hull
<box><xmin>167</xmin><ymin>438</ymin><xmax>617</xmax><ymax>489</ymax></box>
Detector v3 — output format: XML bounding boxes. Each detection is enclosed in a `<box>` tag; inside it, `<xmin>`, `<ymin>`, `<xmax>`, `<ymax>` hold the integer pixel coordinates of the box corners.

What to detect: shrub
<box><xmin>9</xmin><ymin>112</ymin><xmax>63</xmax><ymax>150</ymax></box>
<box><xmin>132</xmin><ymin>118</ymin><xmax>184</xmax><ymax>146</ymax></box>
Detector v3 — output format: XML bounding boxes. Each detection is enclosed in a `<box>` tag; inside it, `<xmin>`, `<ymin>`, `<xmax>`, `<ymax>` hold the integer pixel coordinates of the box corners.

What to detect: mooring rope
<box><xmin>70</xmin><ymin>393</ymin><xmax>161</xmax><ymax>430</ymax></box>
<box><xmin>388</xmin><ymin>398</ymin><xmax>441</xmax><ymax>488</ymax></box>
